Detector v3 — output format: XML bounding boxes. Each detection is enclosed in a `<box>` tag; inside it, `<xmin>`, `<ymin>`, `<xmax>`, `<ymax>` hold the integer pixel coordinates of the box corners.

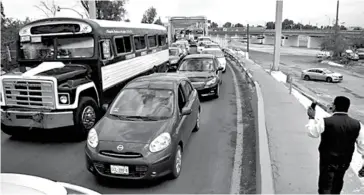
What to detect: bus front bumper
<box><xmin>1</xmin><ymin>109</ymin><xmax>74</xmax><ymax>129</ymax></box>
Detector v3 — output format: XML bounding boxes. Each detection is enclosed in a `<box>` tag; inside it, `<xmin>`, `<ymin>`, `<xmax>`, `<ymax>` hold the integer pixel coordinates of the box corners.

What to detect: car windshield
<box><xmin>20</xmin><ymin>36</ymin><xmax>94</xmax><ymax>60</ymax></box>
<box><xmin>109</xmin><ymin>88</ymin><xmax>174</xmax><ymax>120</ymax></box>
<box><xmin>202</xmin><ymin>50</ymin><xmax>224</xmax><ymax>58</ymax></box>
<box><xmin>169</xmin><ymin>49</ymin><xmax>179</xmax><ymax>56</ymax></box>
<box><xmin>178</xmin><ymin>58</ymin><xmax>215</xmax><ymax>72</ymax></box>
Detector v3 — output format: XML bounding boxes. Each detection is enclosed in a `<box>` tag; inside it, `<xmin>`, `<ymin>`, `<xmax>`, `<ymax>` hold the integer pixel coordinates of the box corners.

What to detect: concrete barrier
<box><xmin>223</xmin><ymin>49</ymin><xmax>275</xmax><ymax>194</ymax></box>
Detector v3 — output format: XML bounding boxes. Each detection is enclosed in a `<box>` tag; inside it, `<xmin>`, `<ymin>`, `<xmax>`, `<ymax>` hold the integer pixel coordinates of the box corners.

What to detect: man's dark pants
<box><xmin>319</xmin><ymin>154</ymin><xmax>351</xmax><ymax>194</ymax></box>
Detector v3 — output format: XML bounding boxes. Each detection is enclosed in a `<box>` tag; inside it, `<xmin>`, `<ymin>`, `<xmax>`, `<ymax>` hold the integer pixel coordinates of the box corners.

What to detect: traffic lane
<box><xmin>1</xmin><ymin>61</ymin><xmax>240</xmax><ymax>194</ymax></box>
<box><xmin>249</xmin><ymin>50</ymin><xmax>364</xmax><ymax>123</ymax></box>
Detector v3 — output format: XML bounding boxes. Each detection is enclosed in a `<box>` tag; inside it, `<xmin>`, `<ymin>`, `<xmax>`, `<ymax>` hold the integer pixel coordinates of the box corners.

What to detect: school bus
<box><xmin>0</xmin><ymin>17</ymin><xmax>169</xmax><ymax>137</ymax></box>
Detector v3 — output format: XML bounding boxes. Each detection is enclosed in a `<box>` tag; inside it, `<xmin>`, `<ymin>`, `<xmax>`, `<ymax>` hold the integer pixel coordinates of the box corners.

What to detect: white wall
<box><xmin>283</xmin><ymin>35</ymin><xmax>299</xmax><ymax>47</ymax></box>
<box><xmin>307</xmin><ymin>36</ymin><xmax>323</xmax><ymax>49</ymax></box>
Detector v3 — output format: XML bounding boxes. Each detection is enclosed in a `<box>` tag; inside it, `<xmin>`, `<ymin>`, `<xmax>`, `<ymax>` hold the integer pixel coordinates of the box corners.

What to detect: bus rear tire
<box><xmin>74</xmin><ymin>96</ymin><xmax>99</xmax><ymax>139</ymax></box>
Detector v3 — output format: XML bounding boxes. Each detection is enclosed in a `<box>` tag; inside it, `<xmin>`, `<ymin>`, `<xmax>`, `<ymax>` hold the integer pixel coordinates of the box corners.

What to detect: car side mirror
<box><xmin>102</xmin><ymin>104</ymin><xmax>109</xmax><ymax>111</ymax></box>
<box><xmin>181</xmin><ymin>107</ymin><xmax>192</xmax><ymax>115</ymax></box>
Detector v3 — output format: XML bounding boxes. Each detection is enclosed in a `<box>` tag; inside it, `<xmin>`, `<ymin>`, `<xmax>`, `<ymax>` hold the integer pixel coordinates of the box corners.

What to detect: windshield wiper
<box><xmin>110</xmin><ymin>114</ymin><xmax>137</xmax><ymax>121</ymax></box>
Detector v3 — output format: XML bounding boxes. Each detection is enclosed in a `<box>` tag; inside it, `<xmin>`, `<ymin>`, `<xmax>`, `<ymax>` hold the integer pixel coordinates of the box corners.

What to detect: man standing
<box><xmin>306</xmin><ymin>96</ymin><xmax>364</xmax><ymax>194</ymax></box>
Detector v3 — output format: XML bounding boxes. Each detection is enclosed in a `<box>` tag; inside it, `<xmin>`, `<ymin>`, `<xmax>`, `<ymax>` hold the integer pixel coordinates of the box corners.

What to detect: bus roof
<box><xmin>21</xmin><ymin>17</ymin><xmax>167</xmax><ymax>35</ymax></box>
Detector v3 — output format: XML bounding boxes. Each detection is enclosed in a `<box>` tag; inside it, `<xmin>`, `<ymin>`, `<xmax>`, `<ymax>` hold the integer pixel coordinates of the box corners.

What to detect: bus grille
<box><xmin>3</xmin><ymin>79</ymin><xmax>55</xmax><ymax>109</ymax></box>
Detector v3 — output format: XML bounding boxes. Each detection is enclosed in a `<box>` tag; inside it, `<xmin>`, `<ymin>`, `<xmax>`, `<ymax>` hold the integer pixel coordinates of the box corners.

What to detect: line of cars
<box><xmin>85</xmin><ymin>37</ymin><xmax>227</xmax><ymax>182</ymax></box>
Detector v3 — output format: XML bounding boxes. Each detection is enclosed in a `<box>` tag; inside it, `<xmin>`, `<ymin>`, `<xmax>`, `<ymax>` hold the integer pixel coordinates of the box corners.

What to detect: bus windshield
<box><xmin>20</xmin><ymin>36</ymin><xmax>94</xmax><ymax>60</ymax></box>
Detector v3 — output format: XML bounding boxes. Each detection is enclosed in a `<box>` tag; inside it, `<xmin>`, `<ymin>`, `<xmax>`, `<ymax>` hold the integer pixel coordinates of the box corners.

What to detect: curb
<box><xmin>223</xmin><ymin>49</ymin><xmax>276</xmax><ymax>194</ymax></box>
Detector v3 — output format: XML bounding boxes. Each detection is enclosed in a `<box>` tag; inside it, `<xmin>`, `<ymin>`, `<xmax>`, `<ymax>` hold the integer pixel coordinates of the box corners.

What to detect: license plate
<box><xmin>110</xmin><ymin>165</ymin><xmax>129</xmax><ymax>175</ymax></box>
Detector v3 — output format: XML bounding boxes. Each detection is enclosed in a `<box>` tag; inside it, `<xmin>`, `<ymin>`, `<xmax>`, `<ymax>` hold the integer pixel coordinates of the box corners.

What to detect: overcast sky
<box><xmin>2</xmin><ymin>0</ymin><xmax>364</xmax><ymax>27</ymax></box>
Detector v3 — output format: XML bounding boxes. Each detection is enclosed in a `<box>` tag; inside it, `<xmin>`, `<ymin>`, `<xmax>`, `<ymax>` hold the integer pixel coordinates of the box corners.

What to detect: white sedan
<box><xmin>1</xmin><ymin>173</ymin><xmax>101</xmax><ymax>195</ymax></box>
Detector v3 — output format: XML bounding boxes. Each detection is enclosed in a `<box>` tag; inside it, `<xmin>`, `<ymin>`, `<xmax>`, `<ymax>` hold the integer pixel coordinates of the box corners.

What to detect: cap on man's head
<box><xmin>333</xmin><ymin>96</ymin><xmax>350</xmax><ymax>112</ymax></box>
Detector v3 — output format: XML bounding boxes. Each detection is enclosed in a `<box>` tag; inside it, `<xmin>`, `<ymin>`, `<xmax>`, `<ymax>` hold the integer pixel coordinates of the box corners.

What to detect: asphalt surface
<box><xmin>1</xmin><ymin>61</ymin><xmax>256</xmax><ymax>193</ymax></box>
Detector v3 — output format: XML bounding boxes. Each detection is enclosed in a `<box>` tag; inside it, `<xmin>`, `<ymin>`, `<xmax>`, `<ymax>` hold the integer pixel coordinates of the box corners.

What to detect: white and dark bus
<box><xmin>0</xmin><ymin>17</ymin><xmax>169</xmax><ymax>137</ymax></box>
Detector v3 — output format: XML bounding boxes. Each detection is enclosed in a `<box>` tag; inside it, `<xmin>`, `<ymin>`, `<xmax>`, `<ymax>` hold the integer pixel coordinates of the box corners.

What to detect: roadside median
<box><xmin>223</xmin><ymin>48</ymin><xmax>275</xmax><ymax>194</ymax></box>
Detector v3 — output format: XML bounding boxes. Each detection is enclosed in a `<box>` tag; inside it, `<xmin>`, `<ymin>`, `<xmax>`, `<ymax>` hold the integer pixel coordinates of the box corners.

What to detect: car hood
<box><xmin>96</xmin><ymin>116</ymin><xmax>174</xmax><ymax>144</ymax></box>
<box><xmin>3</xmin><ymin>62</ymin><xmax>89</xmax><ymax>83</ymax></box>
<box><xmin>217</xmin><ymin>57</ymin><xmax>226</xmax><ymax>63</ymax></box>
<box><xmin>177</xmin><ymin>71</ymin><xmax>216</xmax><ymax>82</ymax></box>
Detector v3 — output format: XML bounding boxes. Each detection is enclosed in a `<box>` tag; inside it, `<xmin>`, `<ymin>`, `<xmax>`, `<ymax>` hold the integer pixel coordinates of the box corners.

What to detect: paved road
<box><xmin>1</xmin><ymin>61</ymin><xmax>256</xmax><ymax>194</ymax></box>
<box><xmin>247</xmin><ymin>50</ymin><xmax>364</xmax><ymax>123</ymax></box>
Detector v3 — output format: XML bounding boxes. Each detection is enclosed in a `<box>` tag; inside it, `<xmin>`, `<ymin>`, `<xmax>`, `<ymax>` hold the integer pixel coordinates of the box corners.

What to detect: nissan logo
<box><xmin>116</xmin><ymin>145</ymin><xmax>124</xmax><ymax>151</ymax></box>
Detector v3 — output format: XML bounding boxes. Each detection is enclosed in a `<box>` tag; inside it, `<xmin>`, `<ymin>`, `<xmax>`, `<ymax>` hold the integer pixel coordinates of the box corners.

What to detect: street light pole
<box><xmin>88</xmin><ymin>0</ymin><xmax>97</xmax><ymax>19</ymax></box>
<box><xmin>246</xmin><ymin>24</ymin><xmax>250</xmax><ymax>59</ymax></box>
<box><xmin>272</xmin><ymin>0</ymin><xmax>283</xmax><ymax>71</ymax></box>
<box><xmin>334</xmin><ymin>0</ymin><xmax>340</xmax><ymax>57</ymax></box>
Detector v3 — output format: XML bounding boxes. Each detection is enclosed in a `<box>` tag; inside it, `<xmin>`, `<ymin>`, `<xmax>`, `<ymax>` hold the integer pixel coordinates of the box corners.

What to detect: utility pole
<box><xmin>334</xmin><ymin>0</ymin><xmax>340</xmax><ymax>57</ymax></box>
<box><xmin>246</xmin><ymin>24</ymin><xmax>250</xmax><ymax>59</ymax></box>
<box><xmin>272</xmin><ymin>0</ymin><xmax>283</xmax><ymax>71</ymax></box>
<box><xmin>88</xmin><ymin>0</ymin><xmax>97</xmax><ymax>19</ymax></box>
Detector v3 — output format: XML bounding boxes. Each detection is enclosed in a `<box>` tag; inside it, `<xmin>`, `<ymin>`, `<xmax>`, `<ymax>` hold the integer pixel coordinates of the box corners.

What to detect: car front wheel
<box><xmin>170</xmin><ymin>145</ymin><xmax>182</xmax><ymax>179</ymax></box>
<box><xmin>326</xmin><ymin>77</ymin><xmax>333</xmax><ymax>83</ymax></box>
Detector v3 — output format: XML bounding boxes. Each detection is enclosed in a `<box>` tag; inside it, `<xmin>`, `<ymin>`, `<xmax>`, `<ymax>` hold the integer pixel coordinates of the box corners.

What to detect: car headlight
<box><xmin>87</xmin><ymin>128</ymin><xmax>99</xmax><ymax>148</ymax></box>
<box><xmin>206</xmin><ymin>77</ymin><xmax>217</xmax><ymax>86</ymax></box>
<box><xmin>149</xmin><ymin>132</ymin><xmax>171</xmax><ymax>153</ymax></box>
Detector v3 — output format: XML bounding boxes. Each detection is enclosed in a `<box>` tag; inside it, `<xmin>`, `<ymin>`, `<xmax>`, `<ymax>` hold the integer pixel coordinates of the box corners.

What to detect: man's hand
<box><xmin>307</xmin><ymin>107</ymin><xmax>316</xmax><ymax>119</ymax></box>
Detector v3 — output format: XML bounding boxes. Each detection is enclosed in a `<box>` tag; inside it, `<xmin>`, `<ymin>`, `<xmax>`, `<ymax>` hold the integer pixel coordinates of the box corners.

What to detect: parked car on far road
<box><xmin>301</xmin><ymin>68</ymin><xmax>343</xmax><ymax>83</ymax></box>
<box><xmin>356</xmin><ymin>48</ymin><xmax>364</xmax><ymax>59</ymax></box>
<box><xmin>86</xmin><ymin>73</ymin><xmax>201</xmax><ymax>180</ymax></box>
<box><xmin>342</xmin><ymin>49</ymin><xmax>359</xmax><ymax>61</ymax></box>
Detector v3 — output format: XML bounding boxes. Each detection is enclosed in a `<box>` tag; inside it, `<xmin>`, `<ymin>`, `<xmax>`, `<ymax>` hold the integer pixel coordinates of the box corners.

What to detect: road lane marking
<box><xmin>227</xmin><ymin>61</ymin><xmax>244</xmax><ymax>194</ymax></box>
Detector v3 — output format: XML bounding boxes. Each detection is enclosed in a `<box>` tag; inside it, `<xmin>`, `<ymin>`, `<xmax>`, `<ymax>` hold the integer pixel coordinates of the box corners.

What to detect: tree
<box><xmin>34</xmin><ymin>0</ymin><xmax>58</xmax><ymax>17</ymax></box>
<box><xmin>154</xmin><ymin>17</ymin><xmax>163</xmax><ymax>25</ymax></box>
<box><xmin>210</xmin><ymin>22</ymin><xmax>218</xmax><ymax>28</ymax></box>
<box><xmin>141</xmin><ymin>6</ymin><xmax>157</xmax><ymax>24</ymax></box>
<box><xmin>1</xmin><ymin>1</ymin><xmax>5</xmax><ymax>19</ymax></box>
<box><xmin>81</xmin><ymin>0</ymin><xmax>127</xmax><ymax>21</ymax></box>
<box><xmin>235</xmin><ymin>23</ymin><xmax>244</xmax><ymax>27</ymax></box>
<box><xmin>223</xmin><ymin>22</ymin><xmax>232</xmax><ymax>28</ymax></box>
<box><xmin>266</xmin><ymin>21</ymin><xmax>275</xmax><ymax>29</ymax></box>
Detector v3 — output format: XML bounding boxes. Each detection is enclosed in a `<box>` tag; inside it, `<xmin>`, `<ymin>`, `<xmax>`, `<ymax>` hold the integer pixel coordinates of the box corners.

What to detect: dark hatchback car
<box><xmin>177</xmin><ymin>54</ymin><xmax>223</xmax><ymax>98</ymax></box>
<box><xmin>85</xmin><ymin>73</ymin><xmax>201</xmax><ymax>180</ymax></box>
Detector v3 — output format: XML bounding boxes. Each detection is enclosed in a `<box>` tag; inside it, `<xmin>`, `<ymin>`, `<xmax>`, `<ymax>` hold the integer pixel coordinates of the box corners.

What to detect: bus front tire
<box><xmin>74</xmin><ymin>96</ymin><xmax>99</xmax><ymax>139</ymax></box>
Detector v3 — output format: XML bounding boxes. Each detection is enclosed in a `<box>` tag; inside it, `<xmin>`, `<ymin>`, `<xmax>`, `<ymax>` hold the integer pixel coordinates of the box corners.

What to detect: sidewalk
<box><xmin>239</xmin><ymin>57</ymin><xmax>364</xmax><ymax>193</ymax></box>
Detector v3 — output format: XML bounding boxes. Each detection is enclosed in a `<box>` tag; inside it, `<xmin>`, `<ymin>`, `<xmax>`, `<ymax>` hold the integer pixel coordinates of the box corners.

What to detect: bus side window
<box><xmin>114</xmin><ymin>36</ymin><xmax>132</xmax><ymax>55</ymax></box>
<box><xmin>158</xmin><ymin>34</ymin><xmax>166</xmax><ymax>46</ymax></box>
<box><xmin>100</xmin><ymin>39</ymin><xmax>113</xmax><ymax>62</ymax></box>
<box><xmin>134</xmin><ymin>35</ymin><xmax>147</xmax><ymax>51</ymax></box>
<box><xmin>148</xmin><ymin>35</ymin><xmax>158</xmax><ymax>48</ymax></box>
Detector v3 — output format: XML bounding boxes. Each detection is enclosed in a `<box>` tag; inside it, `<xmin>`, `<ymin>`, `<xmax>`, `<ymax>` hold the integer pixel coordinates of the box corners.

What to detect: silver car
<box><xmin>301</xmin><ymin>68</ymin><xmax>343</xmax><ymax>83</ymax></box>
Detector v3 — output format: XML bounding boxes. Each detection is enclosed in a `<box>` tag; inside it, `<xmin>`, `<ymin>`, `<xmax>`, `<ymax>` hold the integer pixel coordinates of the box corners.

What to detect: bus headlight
<box><xmin>59</xmin><ymin>94</ymin><xmax>70</xmax><ymax>104</ymax></box>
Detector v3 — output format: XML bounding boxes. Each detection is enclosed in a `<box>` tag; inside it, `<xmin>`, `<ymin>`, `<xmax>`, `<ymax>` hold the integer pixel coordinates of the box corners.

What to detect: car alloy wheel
<box><xmin>326</xmin><ymin>77</ymin><xmax>333</xmax><ymax>83</ymax></box>
<box><xmin>170</xmin><ymin>145</ymin><xmax>182</xmax><ymax>179</ymax></box>
<box><xmin>175</xmin><ymin>148</ymin><xmax>182</xmax><ymax>174</ymax></box>
<box><xmin>304</xmin><ymin>75</ymin><xmax>310</xmax><ymax>80</ymax></box>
